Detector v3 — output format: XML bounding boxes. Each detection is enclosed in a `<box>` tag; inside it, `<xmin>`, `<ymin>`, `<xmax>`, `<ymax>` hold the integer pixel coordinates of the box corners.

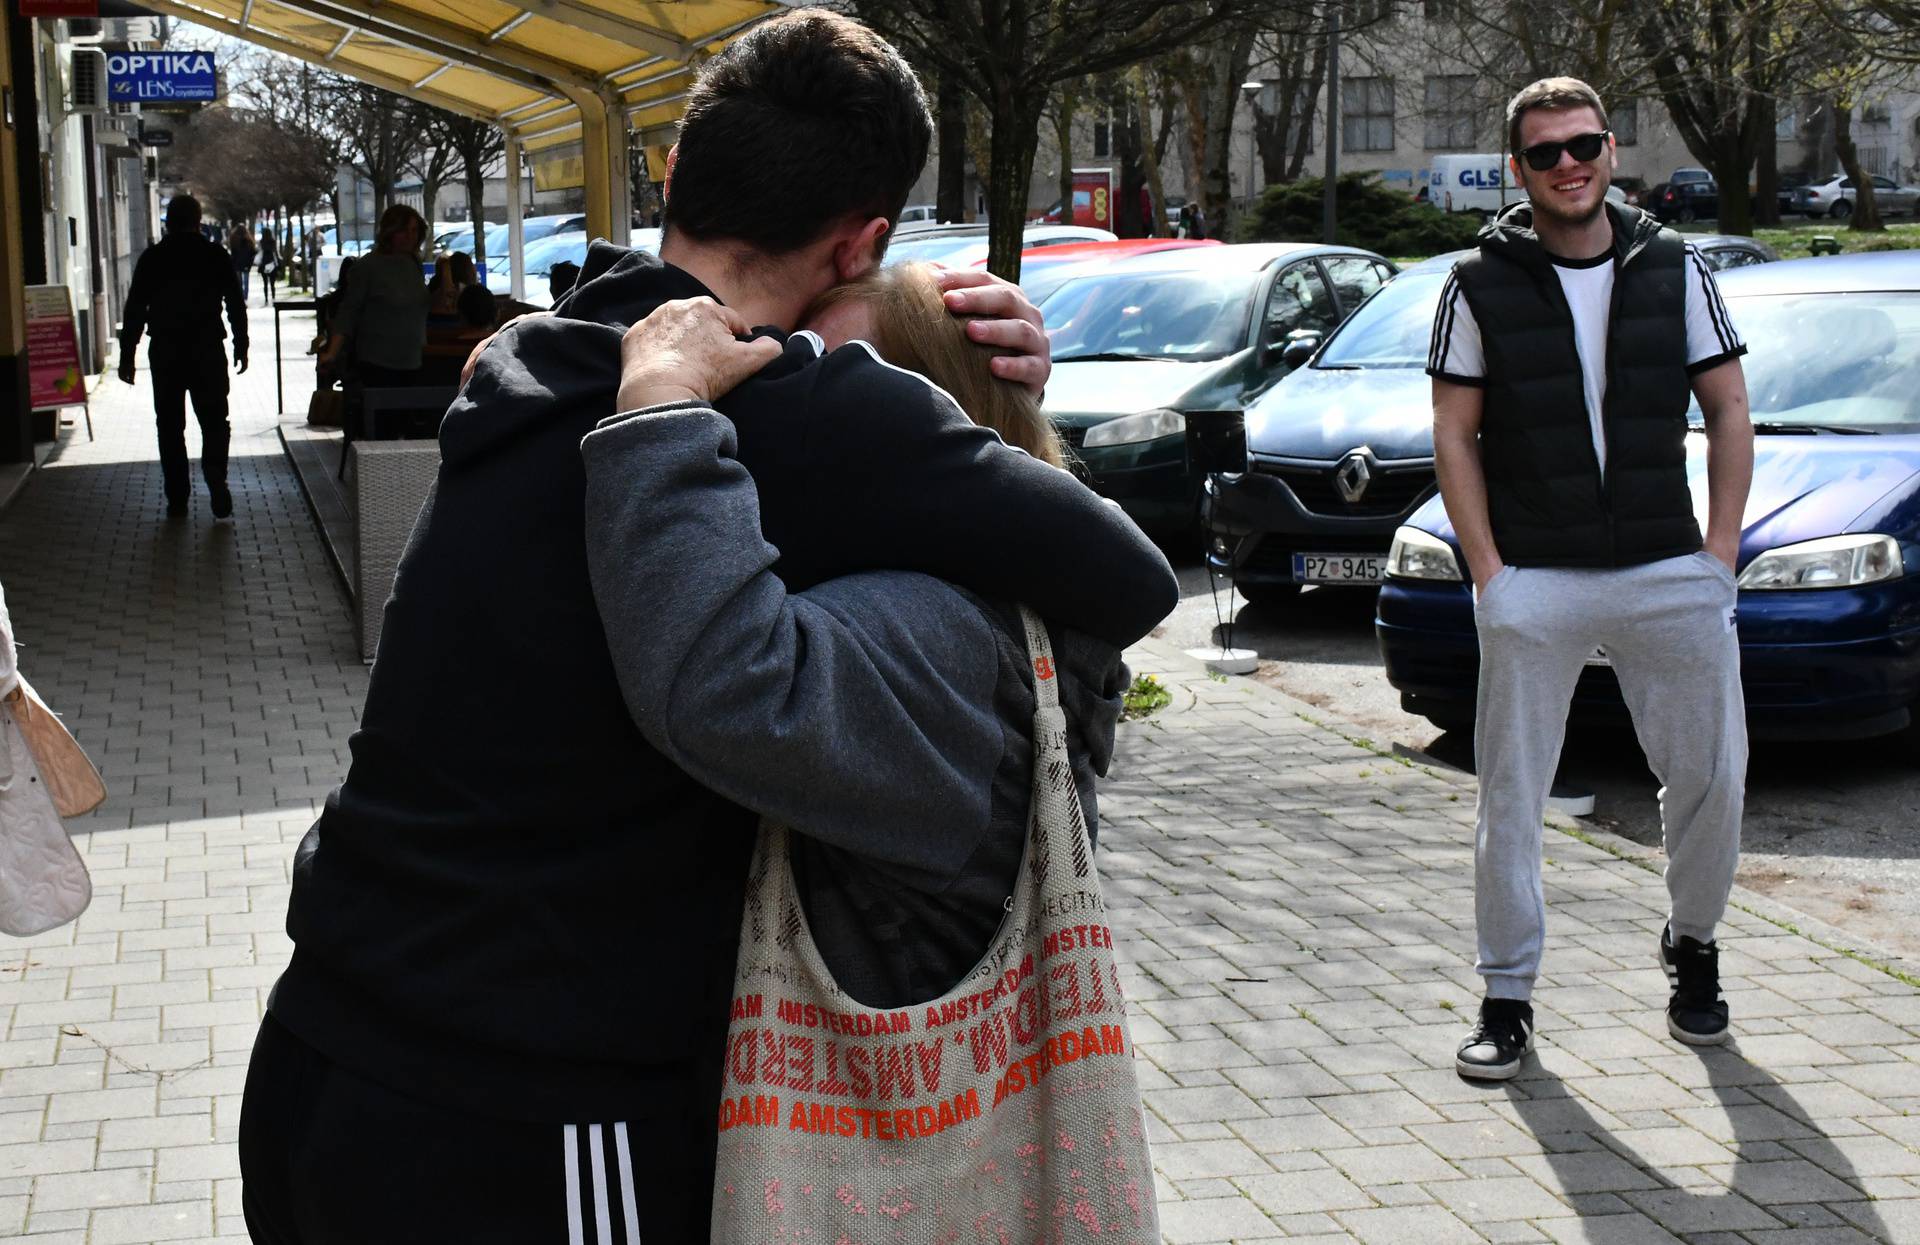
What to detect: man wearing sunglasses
<box><xmin>1427</xmin><ymin>77</ymin><xmax>1754</xmax><ymax>1080</ymax></box>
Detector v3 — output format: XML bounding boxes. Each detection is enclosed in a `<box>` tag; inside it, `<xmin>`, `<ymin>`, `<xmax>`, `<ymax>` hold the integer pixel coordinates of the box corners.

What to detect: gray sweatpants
<box><xmin>1473</xmin><ymin>551</ymin><xmax>1746</xmax><ymax>1002</ymax></box>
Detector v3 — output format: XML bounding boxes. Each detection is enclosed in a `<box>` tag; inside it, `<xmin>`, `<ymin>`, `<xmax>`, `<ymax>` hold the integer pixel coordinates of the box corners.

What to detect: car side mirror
<box><xmin>1278</xmin><ymin>330</ymin><xmax>1322</xmax><ymax>370</ymax></box>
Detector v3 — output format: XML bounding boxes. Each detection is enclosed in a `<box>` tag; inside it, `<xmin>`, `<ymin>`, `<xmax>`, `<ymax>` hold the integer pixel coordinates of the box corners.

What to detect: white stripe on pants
<box><xmin>564</xmin><ymin>1122</ymin><xmax>642</xmax><ymax>1243</ymax></box>
<box><xmin>1472</xmin><ymin>551</ymin><xmax>1746</xmax><ymax>1001</ymax></box>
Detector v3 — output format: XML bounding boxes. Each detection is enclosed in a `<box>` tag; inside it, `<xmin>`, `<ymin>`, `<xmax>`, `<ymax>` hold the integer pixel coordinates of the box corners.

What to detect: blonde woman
<box><xmin>802</xmin><ymin>261</ymin><xmax>1066</xmax><ymax>467</ymax></box>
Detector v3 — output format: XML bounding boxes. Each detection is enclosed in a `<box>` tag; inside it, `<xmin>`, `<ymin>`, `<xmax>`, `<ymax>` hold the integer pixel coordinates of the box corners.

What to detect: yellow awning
<box><xmin>133</xmin><ymin>0</ymin><xmax>794</xmax><ymax>236</ymax></box>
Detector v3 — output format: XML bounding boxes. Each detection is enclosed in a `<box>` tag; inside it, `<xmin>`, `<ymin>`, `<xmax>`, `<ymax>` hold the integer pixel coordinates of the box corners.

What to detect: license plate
<box><xmin>1585</xmin><ymin>646</ymin><xmax>1610</xmax><ymax>667</ymax></box>
<box><xmin>1292</xmin><ymin>553</ymin><xmax>1385</xmax><ymax>584</ymax></box>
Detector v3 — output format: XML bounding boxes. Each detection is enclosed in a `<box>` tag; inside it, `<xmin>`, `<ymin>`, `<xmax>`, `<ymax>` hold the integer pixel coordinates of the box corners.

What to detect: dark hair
<box><xmin>375</xmin><ymin>203</ymin><xmax>428</xmax><ymax>256</ymax></box>
<box><xmin>166</xmin><ymin>195</ymin><xmax>202</xmax><ymax>233</ymax></box>
<box><xmin>547</xmin><ymin>259</ymin><xmax>581</xmax><ymax>298</ymax></box>
<box><xmin>664</xmin><ymin>10</ymin><xmax>932</xmax><ymax>255</ymax></box>
<box><xmin>1506</xmin><ymin>77</ymin><xmax>1608</xmax><ymax>157</ymax></box>
<box><xmin>456</xmin><ymin>282</ymin><xmax>496</xmax><ymax>328</ymax></box>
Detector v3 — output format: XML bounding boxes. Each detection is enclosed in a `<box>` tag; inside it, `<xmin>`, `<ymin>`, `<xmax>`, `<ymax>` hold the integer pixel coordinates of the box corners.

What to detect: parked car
<box><xmin>883</xmin><ymin>224</ymin><xmax>1118</xmax><ymax>267</ymax></box>
<box><xmin>1377</xmin><ymin>251</ymin><xmax>1920</xmax><ymax>740</ymax></box>
<box><xmin>1647</xmin><ymin>167</ymin><xmax>1719</xmax><ymax>223</ymax></box>
<box><xmin>1690</xmin><ymin>234</ymin><xmax>1780</xmax><ymax>271</ymax></box>
<box><xmin>1040</xmin><ymin>243</ymin><xmax>1398</xmax><ymax>532</ymax></box>
<box><xmin>986</xmin><ymin>238</ymin><xmax>1220</xmax><ymax>303</ymax></box>
<box><xmin>1793</xmin><ymin>173</ymin><xmax>1920</xmax><ymax>219</ymax></box>
<box><xmin>899</xmin><ymin>203</ymin><xmax>939</xmax><ymax>223</ymax></box>
<box><xmin>1769</xmin><ymin>171</ymin><xmax>1814</xmax><ymax>217</ymax></box>
<box><xmin>1202</xmin><ymin>253</ymin><xmax>1465</xmax><ymax>605</ymax></box>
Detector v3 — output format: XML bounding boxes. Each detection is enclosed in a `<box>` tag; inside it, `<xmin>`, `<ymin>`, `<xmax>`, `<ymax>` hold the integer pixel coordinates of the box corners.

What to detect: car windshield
<box><xmin>1311</xmin><ymin>268</ymin><xmax>1448</xmax><ymax>369</ymax></box>
<box><xmin>1693</xmin><ymin>291</ymin><xmax>1920</xmax><ymax>431</ymax></box>
<box><xmin>521</xmin><ymin>234</ymin><xmax>587</xmax><ymax>275</ymax></box>
<box><xmin>1043</xmin><ymin>268</ymin><xmax>1261</xmax><ymax>362</ymax></box>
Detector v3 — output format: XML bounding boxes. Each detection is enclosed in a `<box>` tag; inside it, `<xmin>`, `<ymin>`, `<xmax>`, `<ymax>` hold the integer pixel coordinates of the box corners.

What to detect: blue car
<box><xmin>1377</xmin><ymin>251</ymin><xmax>1920</xmax><ymax>740</ymax></box>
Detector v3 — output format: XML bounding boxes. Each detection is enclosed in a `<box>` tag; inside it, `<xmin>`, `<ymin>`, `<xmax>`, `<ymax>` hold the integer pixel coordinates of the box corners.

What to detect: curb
<box><xmin>1127</xmin><ymin>633</ymin><xmax>1920</xmax><ymax>985</ymax></box>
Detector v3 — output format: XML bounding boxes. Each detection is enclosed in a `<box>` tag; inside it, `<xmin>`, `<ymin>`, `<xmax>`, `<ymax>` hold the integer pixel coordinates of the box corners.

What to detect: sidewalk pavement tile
<box><xmin>3</xmin><ymin>302</ymin><xmax>1919</xmax><ymax>1240</ymax></box>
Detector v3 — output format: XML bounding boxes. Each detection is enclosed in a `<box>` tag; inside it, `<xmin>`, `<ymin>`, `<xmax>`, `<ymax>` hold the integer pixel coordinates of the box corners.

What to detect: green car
<box><xmin>1041</xmin><ymin>243</ymin><xmax>1398</xmax><ymax>533</ymax></box>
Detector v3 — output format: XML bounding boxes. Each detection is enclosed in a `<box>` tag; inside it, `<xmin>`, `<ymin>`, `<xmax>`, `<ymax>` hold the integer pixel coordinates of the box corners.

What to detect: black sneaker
<box><xmin>210</xmin><ymin>483</ymin><xmax>233</xmax><ymax>519</ymax></box>
<box><xmin>1455</xmin><ymin>998</ymin><xmax>1534</xmax><ymax>1080</ymax></box>
<box><xmin>1662</xmin><ymin>924</ymin><xmax>1730</xmax><ymax>1045</ymax></box>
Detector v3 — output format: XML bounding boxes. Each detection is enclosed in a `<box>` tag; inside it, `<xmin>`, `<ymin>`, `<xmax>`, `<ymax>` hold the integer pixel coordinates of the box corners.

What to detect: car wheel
<box><xmin>1831</xmin><ymin>200</ymin><xmax>1853</xmax><ymax>219</ymax></box>
<box><xmin>1676</xmin><ymin>205</ymin><xmax>1696</xmax><ymax>224</ymax></box>
<box><xmin>1235</xmin><ymin>581</ymin><xmax>1302</xmax><ymax>610</ymax></box>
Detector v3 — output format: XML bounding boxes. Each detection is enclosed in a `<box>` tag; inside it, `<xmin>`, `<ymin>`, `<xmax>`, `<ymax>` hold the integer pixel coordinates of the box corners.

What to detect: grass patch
<box><xmin>1121</xmin><ymin>673</ymin><xmax>1171</xmax><ymax>721</ymax></box>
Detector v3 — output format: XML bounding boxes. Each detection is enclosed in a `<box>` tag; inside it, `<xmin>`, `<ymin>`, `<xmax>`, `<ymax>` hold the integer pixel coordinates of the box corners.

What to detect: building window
<box><xmin>1094</xmin><ymin>116</ymin><xmax>1110</xmax><ymax>158</ymax></box>
<box><xmin>1349</xmin><ymin>0</ymin><xmax>1393</xmax><ymax>23</ymax></box>
<box><xmin>1611</xmin><ymin>100</ymin><xmax>1638</xmax><ymax>146</ymax></box>
<box><xmin>1422</xmin><ymin>0</ymin><xmax>1457</xmax><ymax>18</ymax></box>
<box><xmin>1423</xmin><ymin>75</ymin><xmax>1477</xmax><ymax>149</ymax></box>
<box><xmin>1343</xmin><ymin>77</ymin><xmax>1395</xmax><ymax>152</ymax></box>
<box><xmin>1861</xmin><ymin>99</ymin><xmax>1892</xmax><ymax>127</ymax></box>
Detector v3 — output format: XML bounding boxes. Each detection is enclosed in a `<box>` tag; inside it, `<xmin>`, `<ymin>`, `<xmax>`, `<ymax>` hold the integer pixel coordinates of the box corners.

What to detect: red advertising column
<box><xmin>1071</xmin><ymin>168</ymin><xmax>1113</xmax><ymax>230</ymax></box>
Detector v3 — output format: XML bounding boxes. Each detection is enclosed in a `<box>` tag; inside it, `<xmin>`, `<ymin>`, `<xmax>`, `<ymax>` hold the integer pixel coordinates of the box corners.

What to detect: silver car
<box><xmin>1793</xmin><ymin>173</ymin><xmax>1920</xmax><ymax>219</ymax></box>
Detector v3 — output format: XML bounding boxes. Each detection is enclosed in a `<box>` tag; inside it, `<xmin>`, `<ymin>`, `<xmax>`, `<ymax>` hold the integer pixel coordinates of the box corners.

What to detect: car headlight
<box><xmin>1386</xmin><ymin>525</ymin><xmax>1463</xmax><ymax>581</ymax></box>
<box><xmin>1081</xmin><ymin>408</ymin><xmax>1183</xmax><ymax>449</ymax></box>
<box><xmin>1736</xmin><ymin>534</ymin><xmax>1903</xmax><ymax>590</ymax></box>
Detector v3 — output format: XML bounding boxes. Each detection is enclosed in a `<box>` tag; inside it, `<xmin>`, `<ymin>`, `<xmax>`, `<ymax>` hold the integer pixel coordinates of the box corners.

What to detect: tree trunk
<box><xmin>1133</xmin><ymin>65</ymin><xmax>1165</xmax><ymax>237</ymax></box>
<box><xmin>466</xmin><ymin>164</ymin><xmax>488</xmax><ymax>268</ymax></box>
<box><xmin>1199</xmin><ymin>31</ymin><xmax>1255</xmax><ymax>243</ymax></box>
<box><xmin>1285</xmin><ymin>33</ymin><xmax>1327</xmax><ymax>183</ymax></box>
<box><xmin>1712</xmin><ymin>138</ymin><xmax>1756</xmax><ymax>236</ymax></box>
<box><xmin>937</xmin><ymin>76</ymin><xmax>968</xmax><ymax>223</ymax></box>
<box><xmin>1753</xmin><ymin>92</ymin><xmax>1779</xmax><ymax>226</ymax></box>
<box><xmin>1053</xmin><ymin>83</ymin><xmax>1078</xmax><ymax>225</ymax></box>
<box><xmin>1832</xmin><ymin>99</ymin><xmax>1882</xmax><ymax>232</ymax></box>
<box><xmin>985</xmin><ymin>91</ymin><xmax>1043</xmax><ymax>279</ymax></box>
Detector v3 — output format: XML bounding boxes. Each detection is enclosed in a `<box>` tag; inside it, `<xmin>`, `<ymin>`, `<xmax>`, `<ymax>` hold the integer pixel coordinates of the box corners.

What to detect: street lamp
<box><xmin>1241</xmin><ymin>80</ymin><xmax>1263</xmax><ymax>211</ymax></box>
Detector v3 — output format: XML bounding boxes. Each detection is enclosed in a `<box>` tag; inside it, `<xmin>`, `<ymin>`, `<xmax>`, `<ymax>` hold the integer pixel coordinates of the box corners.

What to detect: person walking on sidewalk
<box><xmin>1427</xmin><ymin>77</ymin><xmax>1753</xmax><ymax>1080</ymax></box>
<box><xmin>228</xmin><ymin>224</ymin><xmax>255</xmax><ymax>305</ymax></box>
<box><xmin>258</xmin><ymin>227</ymin><xmax>281</xmax><ymax>307</ymax></box>
<box><xmin>119</xmin><ymin>194</ymin><xmax>248</xmax><ymax>520</ymax></box>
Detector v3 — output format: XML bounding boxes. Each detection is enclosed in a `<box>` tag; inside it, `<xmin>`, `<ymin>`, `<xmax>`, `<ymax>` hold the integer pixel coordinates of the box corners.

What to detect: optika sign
<box><xmin>106</xmin><ymin>52</ymin><xmax>218</xmax><ymax>102</ymax></box>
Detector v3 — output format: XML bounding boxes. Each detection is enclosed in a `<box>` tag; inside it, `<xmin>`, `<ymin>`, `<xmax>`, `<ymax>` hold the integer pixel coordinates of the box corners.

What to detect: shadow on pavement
<box><xmin>1502</xmin><ymin>1042</ymin><xmax>1894</xmax><ymax>1242</ymax></box>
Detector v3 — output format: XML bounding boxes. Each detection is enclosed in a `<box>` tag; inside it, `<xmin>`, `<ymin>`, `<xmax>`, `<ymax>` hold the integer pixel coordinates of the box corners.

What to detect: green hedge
<box><xmin>1241</xmin><ymin>173</ymin><xmax>1484</xmax><ymax>257</ymax></box>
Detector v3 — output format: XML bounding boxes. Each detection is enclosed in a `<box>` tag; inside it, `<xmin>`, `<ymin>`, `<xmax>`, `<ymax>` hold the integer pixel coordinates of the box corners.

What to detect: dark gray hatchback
<box><xmin>1201</xmin><ymin>253</ymin><xmax>1467</xmax><ymax>606</ymax></box>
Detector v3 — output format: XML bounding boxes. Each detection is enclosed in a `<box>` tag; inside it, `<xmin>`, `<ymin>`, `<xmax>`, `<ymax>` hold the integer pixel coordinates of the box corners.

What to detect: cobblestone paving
<box><xmin>1111</xmin><ymin>648</ymin><xmax>1920</xmax><ymax>1243</ymax></box>
<box><xmin>0</xmin><ymin>306</ymin><xmax>1915</xmax><ymax>1241</ymax></box>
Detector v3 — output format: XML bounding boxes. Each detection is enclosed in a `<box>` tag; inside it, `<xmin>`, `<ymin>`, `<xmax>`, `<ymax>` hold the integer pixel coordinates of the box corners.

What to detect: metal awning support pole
<box><xmin>603</xmin><ymin>90</ymin><xmax>632</xmax><ymax>245</ymax></box>
<box><xmin>505</xmin><ymin>134</ymin><xmax>526</xmax><ymax>301</ymax></box>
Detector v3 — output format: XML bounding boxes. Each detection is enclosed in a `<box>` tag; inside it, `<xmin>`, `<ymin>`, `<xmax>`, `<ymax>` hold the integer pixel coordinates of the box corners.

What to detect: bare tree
<box><xmin>1248</xmin><ymin>13</ymin><xmax>1328</xmax><ymax>186</ymax></box>
<box><xmin>423</xmin><ymin>111</ymin><xmax>505</xmax><ymax>265</ymax></box>
<box><xmin>850</xmin><ymin>0</ymin><xmax>1291</xmax><ymax>276</ymax></box>
<box><xmin>322</xmin><ymin>78</ymin><xmax>426</xmax><ymax>221</ymax></box>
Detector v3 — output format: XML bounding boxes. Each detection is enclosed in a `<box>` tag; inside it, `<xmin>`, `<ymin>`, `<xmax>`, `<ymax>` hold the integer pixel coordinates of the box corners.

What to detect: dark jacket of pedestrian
<box><xmin>122</xmin><ymin>224</ymin><xmax>248</xmax><ymax>362</ymax></box>
<box><xmin>228</xmin><ymin>226</ymin><xmax>255</xmax><ymax>273</ymax></box>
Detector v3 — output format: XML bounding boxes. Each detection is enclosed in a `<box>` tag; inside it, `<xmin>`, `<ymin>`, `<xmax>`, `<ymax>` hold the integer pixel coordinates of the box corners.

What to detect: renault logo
<box><xmin>1335</xmin><ymin>452</ymin><xmax>1372</xmax><ymax>503</ymax></box>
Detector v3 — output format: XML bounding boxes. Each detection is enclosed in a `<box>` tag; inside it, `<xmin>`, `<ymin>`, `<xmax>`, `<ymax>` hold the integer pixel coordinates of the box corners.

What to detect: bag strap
<box><xmin>1016</xmin><ymin>606</ymin><xmax>1061</xmax><ymax>713</ymax></box>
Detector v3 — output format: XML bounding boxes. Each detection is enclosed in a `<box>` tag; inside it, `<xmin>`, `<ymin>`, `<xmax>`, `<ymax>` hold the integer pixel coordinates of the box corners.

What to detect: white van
<box><xmin>1428</xmin><ymin>154</ymin><xmax>1519</xmax><ymax>215</ymax></box>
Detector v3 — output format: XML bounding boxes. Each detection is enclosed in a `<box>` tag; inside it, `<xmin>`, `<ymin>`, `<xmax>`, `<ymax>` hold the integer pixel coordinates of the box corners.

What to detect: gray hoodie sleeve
<box><xmin>581</xmin><ymin>402</ymin><xmax>1005</xmax><ymax>875</ymax></box>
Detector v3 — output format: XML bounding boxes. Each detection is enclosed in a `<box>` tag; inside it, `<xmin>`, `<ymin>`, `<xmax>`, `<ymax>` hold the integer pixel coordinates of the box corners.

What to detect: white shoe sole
<box><xmin>1455</xmin><ymin>1032</ymin><xmax>1534</xmax><ymax>1081</ymax></box>
<box><xmin>1660</xmin><ymin>944</ymin><xmax>1730</xmax><ymax>1045</ymax></box>
<box><xmin>1667</xmin><ymin>1013</ymin><xmax>1731</xmax><ymax>1046</ymax></box>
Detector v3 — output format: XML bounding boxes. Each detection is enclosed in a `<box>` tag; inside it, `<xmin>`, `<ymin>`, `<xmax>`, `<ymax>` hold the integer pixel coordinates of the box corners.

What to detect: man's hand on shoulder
<box><xmin>617</xmin><ymin>298</ymin><xmax>782</xmax><ymax>411</ymax></box>
<box><xmin>933</xmin><ymin>268</ymin><xmax>1050</xmax><ymax>398</ymax></box>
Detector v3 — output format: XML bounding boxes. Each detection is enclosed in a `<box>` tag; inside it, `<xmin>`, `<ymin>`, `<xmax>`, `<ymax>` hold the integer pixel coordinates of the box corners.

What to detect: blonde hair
<box><xmin>1505</xmin><ymin>77</ymin><xmax>1609</xmax><ymax>157</ymax></box>
<box><xmin>807</xmin><ymin>263</ymin><xmax>1065</xmax><ymax>468</ymax></box>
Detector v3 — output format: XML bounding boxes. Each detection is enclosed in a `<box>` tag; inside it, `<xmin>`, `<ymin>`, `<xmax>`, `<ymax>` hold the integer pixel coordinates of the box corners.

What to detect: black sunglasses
<box><xmin>1516</xmin><ymin>131</ymin><xmax>1611</xmax><ymax>172</ymax></box>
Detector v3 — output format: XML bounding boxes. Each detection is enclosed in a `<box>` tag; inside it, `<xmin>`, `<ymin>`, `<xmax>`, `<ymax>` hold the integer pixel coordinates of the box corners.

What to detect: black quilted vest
<box><xmin>1453</xmin><ymin>202</ymin><xmax>1702</xmax><ymax>568</ymax></box>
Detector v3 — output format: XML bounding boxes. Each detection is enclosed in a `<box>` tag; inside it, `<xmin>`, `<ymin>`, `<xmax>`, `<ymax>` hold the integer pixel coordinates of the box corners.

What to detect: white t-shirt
<box><xmin>1426</xmin><ymin>242</ymin><xmax>1746</xmax><ymax>473</ymax></box>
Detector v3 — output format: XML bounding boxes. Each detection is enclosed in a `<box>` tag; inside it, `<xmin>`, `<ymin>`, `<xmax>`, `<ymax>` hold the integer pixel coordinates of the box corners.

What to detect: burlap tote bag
<box><xmin>713</xmin><ymin>608</ymin><xmax>1159</xmax><ymax>1243</ymax></box>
